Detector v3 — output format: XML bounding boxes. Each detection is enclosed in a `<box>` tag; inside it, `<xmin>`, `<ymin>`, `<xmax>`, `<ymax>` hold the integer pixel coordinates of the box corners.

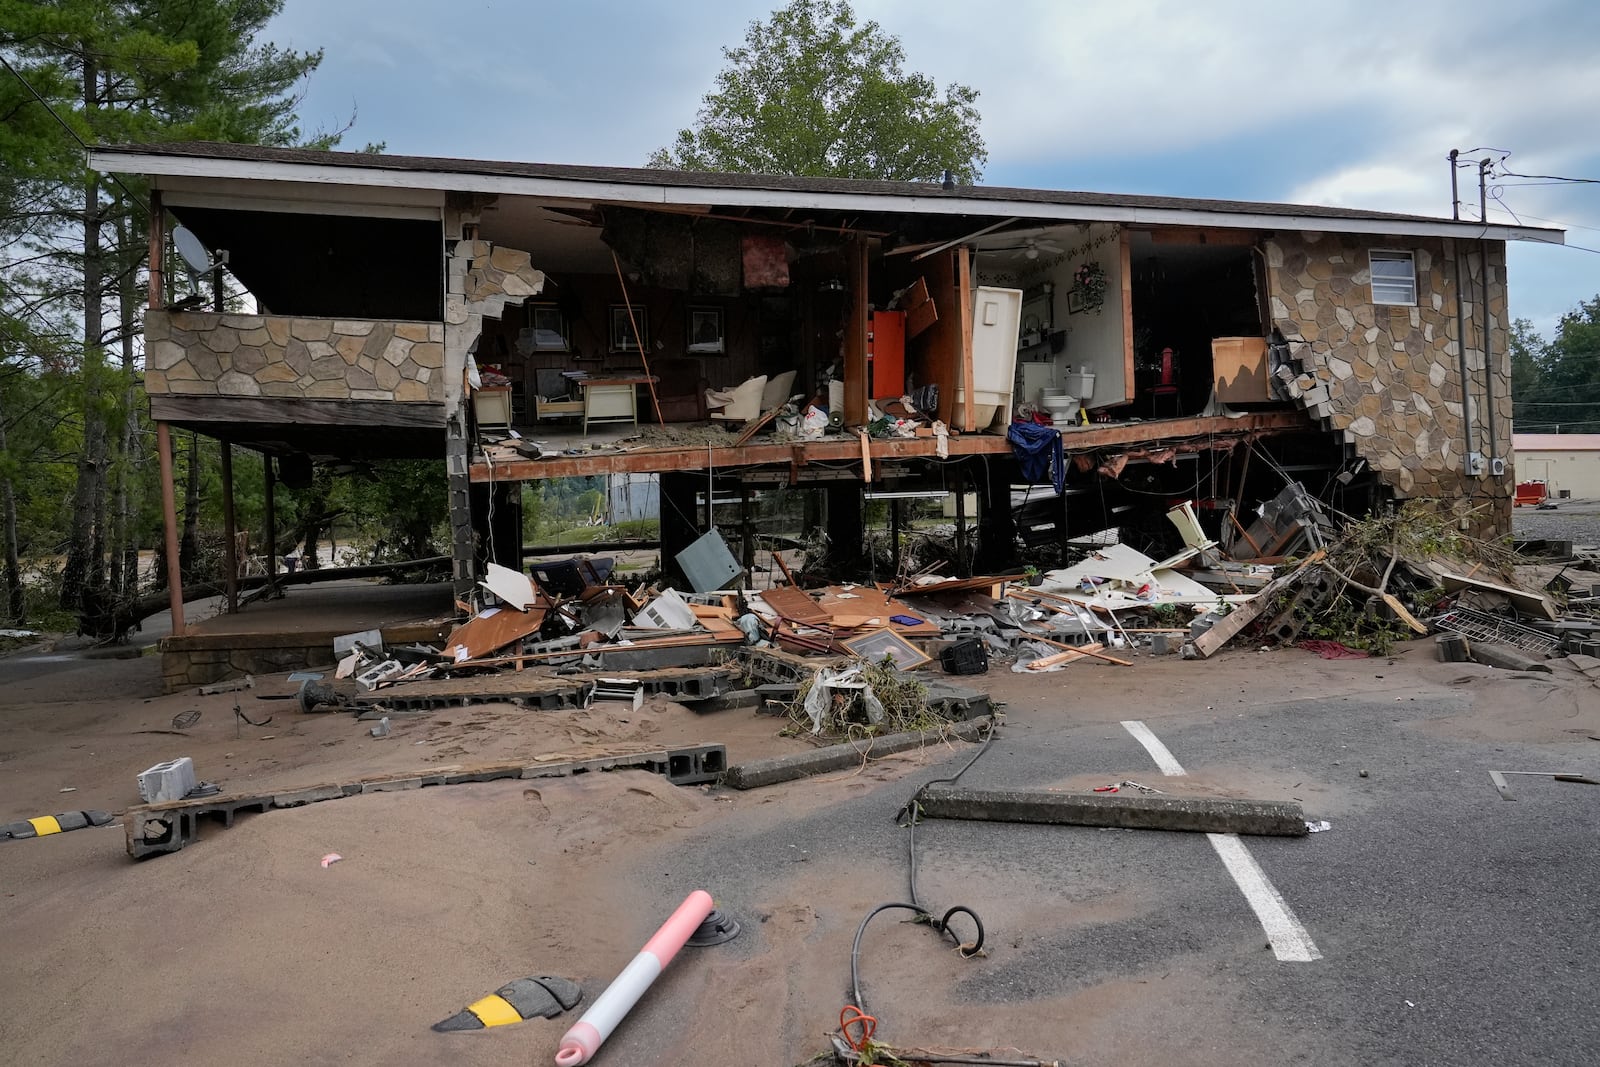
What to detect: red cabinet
<box><xmin>867</xmin><ymin>310</ymin><xmax>906</xmax><ymax>400</ymax></box>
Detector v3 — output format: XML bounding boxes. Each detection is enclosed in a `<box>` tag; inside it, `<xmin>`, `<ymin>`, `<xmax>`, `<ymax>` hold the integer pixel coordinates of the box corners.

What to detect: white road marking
<box><xmin>1120</xmin><ymin>719</ymin><xmax>1323</xmax><ymax>963</ymax></box>
<box><xmin>1119</xmin><ymin>718</ymin><xmax>1189</xmax><ymax>776</ymax></box>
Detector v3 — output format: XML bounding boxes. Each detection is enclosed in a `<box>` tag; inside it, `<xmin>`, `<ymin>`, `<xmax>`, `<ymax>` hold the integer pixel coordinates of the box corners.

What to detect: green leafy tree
<box><xmin>1</xmin><ymin>1</ymin><xmax>341</xmax><ymax>624</ymax></box>
<box><xmin>1511</xmin><ymin>299</ymin><xmax>1600</xmax><ymax>432</ymax></box>
<box><xmin>649</xmin><ymin>0</ymin><xmax>986</xmax><ymax>182</ymax></box>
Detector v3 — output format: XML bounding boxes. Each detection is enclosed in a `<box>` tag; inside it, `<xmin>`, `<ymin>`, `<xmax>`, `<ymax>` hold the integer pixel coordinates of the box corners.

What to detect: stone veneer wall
<box><xmin>1264</xmin><ymin>232</ymin><xmax>1512</xmax><ymax>536</ymax></box>
<box><xmin>144</xmin><ymin>311</ymin><xmax>445</xmax><ymax>403</ymax></box>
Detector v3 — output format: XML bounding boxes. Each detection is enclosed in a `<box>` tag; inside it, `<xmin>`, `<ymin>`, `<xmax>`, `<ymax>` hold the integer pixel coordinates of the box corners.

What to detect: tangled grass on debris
<box><xmin>784</xmin><ymin>657</ymin><xmax>941</xmax><ymax>740</ymax></box>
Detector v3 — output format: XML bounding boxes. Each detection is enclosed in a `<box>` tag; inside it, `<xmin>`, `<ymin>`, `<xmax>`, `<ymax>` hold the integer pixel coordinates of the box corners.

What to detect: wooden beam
<box><xmin>470</xmin><ymin>411</ymin><xmax>1311</xmax><ymax>482</ymax></box>
<box><xmin>147</xmin><ymin>189</ymin><xmax>163</xmax><ymax>310</ymax></box>
<box><xmin>149</xmin><ymin>394</ymin><xmax>446</xmax><ymax>429</ymax></box>
<box><xmin>156</xmin><ymin>421</ymin><xmax>185</xmax><ymax>634</ymax></box>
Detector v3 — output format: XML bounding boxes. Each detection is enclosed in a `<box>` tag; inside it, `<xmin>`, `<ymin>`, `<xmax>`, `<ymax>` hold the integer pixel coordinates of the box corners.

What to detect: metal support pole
<box><xmin>890</xmin><ymin>498</ymin><xmax>902</xmax><ymax>578</ymax></box>
<box><xmin>1480</xmin><ymin>240</ymin><xmax>1497</xmax><ymax>460</ymax></box>
<box><xmin>156</xmin><ymin>421</ymin><xmax>185</xmax><ymax>633</ymax></box>
<box><xmin>954</xmin><ymin>468</ymin><xmax>969</xmax><ymax>577</ymax></box>
<box><xmin>220</xmin><ymin>442</ymin><xmax>237</xmax><ymax>613</ymax></box>
<box><xmin>264</xmin><ymin>453</ymin><xmax>278</xmax><ymax>595</ymax></box>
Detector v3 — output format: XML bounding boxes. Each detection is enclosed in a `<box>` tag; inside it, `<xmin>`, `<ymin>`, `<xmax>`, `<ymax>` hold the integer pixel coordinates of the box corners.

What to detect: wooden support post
<box><xmin>263</xmin><ymin>452</ymin><xmax>278</xmax><ymax>595</ymax></box>
<box><xmin>220</xmin><ymin>443</ymin><xmax>237</xmax><ymax>614</ymax></box>
<box><xmin>844</xmin><ymin>237</ymin><xmax>870</xmax><ymax>426</ymax></box>
<box><xmin>156</xmin><ymin>421</ymin><xmax>185</xmax><ymax>633</ymax></box>
<box><xmin>147</xmin><ymin>189</ymin><xmax>163</xmax><ymax>309</ymax></box>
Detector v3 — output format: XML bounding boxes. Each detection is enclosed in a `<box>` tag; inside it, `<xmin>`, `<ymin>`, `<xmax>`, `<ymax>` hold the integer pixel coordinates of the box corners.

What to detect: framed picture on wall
<box><xmin>686</xmin><ymin>306</ymin><xmax>725</xmax><ymax>354</ymax></box>
<box><xmin>1066</xmin><ymin>287</ymin><xmax>1088</xmax><ymax>315</ymax></box>
<box><xmin>608</xmin><ymin>305</ymin><xmax>648</xmax><ymax>352</ymax></box>
<box><xmin>523</xmin><ymin>302</ymin><xmax>570</xmax><ymax>352</ymax></box>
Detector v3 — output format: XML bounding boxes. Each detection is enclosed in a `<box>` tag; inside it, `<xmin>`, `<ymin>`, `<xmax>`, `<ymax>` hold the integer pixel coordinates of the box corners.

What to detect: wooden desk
<box><xmin>578</xmin><ymin>376</ymin><xmax>656</xmax><ymax>434</ymax></box>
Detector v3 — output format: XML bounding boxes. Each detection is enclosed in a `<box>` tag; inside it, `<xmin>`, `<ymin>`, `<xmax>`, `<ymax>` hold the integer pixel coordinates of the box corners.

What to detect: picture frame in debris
<box><xmin>686</xmin><ymin>306</ymin><xmax>726</xmax><ymax>355</ymax></box>
<box><xmin>609</xmin><ymin>304</ymin><xmax>648</xmax><ymax>352</ymax></box>
<box><xmin>840</xmin><ymin>627</ymin><xmax>932</xmax><ymax>670</ymax></box>
<box><xmin>525</xmin><ymin>302</ymin><xmax>571</xmax><ymax>352</ymax></box>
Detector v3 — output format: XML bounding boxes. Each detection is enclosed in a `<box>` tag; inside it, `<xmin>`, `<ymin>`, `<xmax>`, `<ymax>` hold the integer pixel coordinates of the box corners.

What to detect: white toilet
<box><xmin>1039</xmin><ymin>389</ymin><xmax>1077</xmax><ymax>424</ymax></box>
<box><xmin>1040</xmin><ymin>369</ymin><xmax>1095</xmax><ymax>424</ymax></box>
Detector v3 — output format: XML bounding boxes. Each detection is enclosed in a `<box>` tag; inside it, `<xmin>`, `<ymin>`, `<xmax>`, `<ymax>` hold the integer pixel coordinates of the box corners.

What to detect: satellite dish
<box><xmin>170</xmin><ymin>224</ymin><xmax>229</xmax><ymax>301</ymax></box>
<box><xmin>172</xmin><ymin>225</ymin><xmax>216</xmax><ymax>273</ymax></box>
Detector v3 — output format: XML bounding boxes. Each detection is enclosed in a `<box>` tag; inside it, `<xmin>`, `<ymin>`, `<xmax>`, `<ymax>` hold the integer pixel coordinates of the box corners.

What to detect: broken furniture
<box><xmin>578</xmin><ymin>374</ymin><xmax>655</xmax><ymax>433</ymax></box>
<box><xmin>707</xmin><ymin>374</ymin><xmax>768</xmax><ymax>423</ymax></box>
<box><xmin>534</xmin><ymin>368</ymin><xmax>585</xmax><ymax>422</ymax></box>
<box><xmin>649</xmin><ymin>357</ymin><xmax>711</xmax><ymax>422</ymax></box>
<box><xmin>473</xmin><ymin>384</ymin><xmax>513</xmax><ymax>429</ymax></box>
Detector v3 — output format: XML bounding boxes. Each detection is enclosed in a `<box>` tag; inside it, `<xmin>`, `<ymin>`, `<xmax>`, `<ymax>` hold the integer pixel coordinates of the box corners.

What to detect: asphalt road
<box><xmin>609</xmin><ymin>685</ymin><xmax>1600</xmax><ymax>1066</ymax></box>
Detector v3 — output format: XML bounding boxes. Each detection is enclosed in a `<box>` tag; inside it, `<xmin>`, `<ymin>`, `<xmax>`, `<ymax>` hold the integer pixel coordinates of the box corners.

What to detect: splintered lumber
<box><xmin>1026</xmin><ymin>640</ymin><xmax>1132</xmax><ymax>670</ymax></box>
<box><xmin>1193</xmin><ymin>551</ymin><xmax>1326</xmax><ymax>658</ymax></box>
<box><xmin>734</xmin><ymin>404</ymin><xmax>781</xmax><ymax>446</ymax></box>
<box><xmin>914</xmin><ymin>787</ymin><xmax>1308</xmax><ymax>837</ymax></box>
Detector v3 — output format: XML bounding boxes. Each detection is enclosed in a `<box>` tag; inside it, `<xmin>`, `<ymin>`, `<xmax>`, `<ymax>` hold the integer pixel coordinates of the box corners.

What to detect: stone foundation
<box><xmin>1265</xmin><ymin>232</ymin><xmax>1512</xmax><ymax>537</ymax></box>
<box><xmin>144</xmin><ymin>312</ymin><xmax>446</xmax><ymax>404</ymax></box>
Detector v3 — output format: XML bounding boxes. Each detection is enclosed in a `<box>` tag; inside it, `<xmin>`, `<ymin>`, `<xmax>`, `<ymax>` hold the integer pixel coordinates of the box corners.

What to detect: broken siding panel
<box><xmin>1264</xmin><ymin>231</ymin><xmax>1511</xmax><ymax>535</ymax></box>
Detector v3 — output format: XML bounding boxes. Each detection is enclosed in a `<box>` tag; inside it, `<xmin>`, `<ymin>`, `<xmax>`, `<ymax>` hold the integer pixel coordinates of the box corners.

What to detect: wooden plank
<box><xmin>151</xmin><ymin>394</ymin><xmax>446</xmax><ymax>429</ymax></box>
<box><xmin>760</xmin><ymin>586</ymin><xmax>831</xmax><ymax>626</ymax></box>
<box><xmin>733</xmin><ymin>404</ymin><xmax>781</xmax><ymax>446</ymax></box>
<box><xmin>903</xmin><ymin>277</ymin><xmax>936</xmax><ymax>339</ymax></box>
<box><xmin>1193</xmin><ymin>551</ymin><xmax>1326</xmax><ymax>657</ymax></box>
<box><xmin>859</xmin><ymin>430</ymin><xmax>873</xmax><ymax>482</ymax></box>
<box><xmin>912</xmin><ymin>249</ymin><xmax>962</xmax><ymax>428</ymax></box>
<box><xmin>1027</xmin><ymin>637</ymin><xmax>1132</xmax><ymax>667</ymax></box>
<box><xmin>1120</xmin><ymin>227</ymin><xmax>1136</xmax><ymax>407</ymax></box>
<box><xmin>956</xmin><ymin>245</ymin><xmax>975</xmax><ymax>432</ymax></box>
<box><xmin>1027</xmin><ymin>641</ymin><xmax>1109</xmax><ymax>669</ymax></box>
<box><xmin>1148</xmin><ymin>227</ymin><xmax>1257</xmax><ymax>246</ymax></box>
<box><xmin>844</xmin><ymin>236</ymin><xmax>870</xmax><ymax>426</ymax></box>
<box><xmin>443</xmin><ymin>605</ymin><xmax>549</xmax><ymax>661</ymax></box>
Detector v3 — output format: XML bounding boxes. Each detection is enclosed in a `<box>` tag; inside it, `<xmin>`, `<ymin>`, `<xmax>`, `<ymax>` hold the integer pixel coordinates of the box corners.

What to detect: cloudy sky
<box><xmin>265</xmin><ymin>0</ymin><xmax>1600</xmax><ymax>338</ymax></box>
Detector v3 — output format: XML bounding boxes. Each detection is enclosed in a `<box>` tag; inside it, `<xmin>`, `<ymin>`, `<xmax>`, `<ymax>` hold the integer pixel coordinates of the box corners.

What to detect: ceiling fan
<box><xmin>986</xmin><ymin>236</ymin><xmax>1065</xmax><ymax>260</ymax></box>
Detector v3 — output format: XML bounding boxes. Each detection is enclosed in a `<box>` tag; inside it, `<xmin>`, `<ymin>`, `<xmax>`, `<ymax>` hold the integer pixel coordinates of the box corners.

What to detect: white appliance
<box><xmin>956</xmin><ymin>286</ymin><xmax>1022</xmax><ymax>430</ymax></box>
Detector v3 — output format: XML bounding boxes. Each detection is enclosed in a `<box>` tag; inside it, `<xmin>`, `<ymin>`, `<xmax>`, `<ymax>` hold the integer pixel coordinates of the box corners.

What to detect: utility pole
<box><xmin>1449</xmin><ymin>148</ymin><xmax>1461</xmax><ymax>220</ymax></box>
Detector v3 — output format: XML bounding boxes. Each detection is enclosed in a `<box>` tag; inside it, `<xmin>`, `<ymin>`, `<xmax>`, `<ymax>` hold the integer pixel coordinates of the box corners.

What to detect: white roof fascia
<box><xmin>153</xmin><ymin>174</ymin><xmax>444</xmax><ymax>221</ymax></box>
<box><xmin>94</xmin><ymin>149</ymin><xmax>1564</xmax><ymax>245</ymax></box>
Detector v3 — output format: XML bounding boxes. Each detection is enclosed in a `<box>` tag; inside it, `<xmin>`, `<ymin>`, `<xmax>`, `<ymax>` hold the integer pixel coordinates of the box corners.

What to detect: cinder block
<box><xmin>137</xmin><ymin>757</ymin><xmax>197</xmax><ymax>804</ymax></box>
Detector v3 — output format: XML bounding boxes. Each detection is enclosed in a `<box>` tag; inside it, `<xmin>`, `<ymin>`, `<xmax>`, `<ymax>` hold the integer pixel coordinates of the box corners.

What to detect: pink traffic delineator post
<box><xmin>555</xmin><ymin>889</ymin><xmax>716</xmax><ymax>1066</ymax></box>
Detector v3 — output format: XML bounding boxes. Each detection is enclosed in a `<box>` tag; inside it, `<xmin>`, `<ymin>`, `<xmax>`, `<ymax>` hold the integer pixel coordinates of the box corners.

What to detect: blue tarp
<box><xmin>1007</xmin><ymin>422</ymin><xmax>1065</xmax><ymax>496</ymax></box>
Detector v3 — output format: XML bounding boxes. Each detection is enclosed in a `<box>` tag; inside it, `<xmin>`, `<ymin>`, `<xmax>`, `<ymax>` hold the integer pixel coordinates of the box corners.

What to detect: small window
<box><xmin>1369</xmin><ymin>250</ymin><xmax>1417</xmax><ymax>306</ymax></box>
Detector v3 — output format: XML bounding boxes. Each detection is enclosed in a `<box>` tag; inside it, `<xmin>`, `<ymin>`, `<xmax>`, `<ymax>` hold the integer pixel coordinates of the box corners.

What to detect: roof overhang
<box><xmin>89</xmin><ymin>147</ymin><xmax>1564</xmax><ymax>245</ymax></box>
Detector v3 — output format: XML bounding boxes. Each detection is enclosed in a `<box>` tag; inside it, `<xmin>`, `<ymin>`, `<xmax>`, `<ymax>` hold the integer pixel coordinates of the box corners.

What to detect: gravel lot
<box><xmin>1511</xmin><ymin>498</ymin><xmax>1600</xmax><ymax>545</ymax></box>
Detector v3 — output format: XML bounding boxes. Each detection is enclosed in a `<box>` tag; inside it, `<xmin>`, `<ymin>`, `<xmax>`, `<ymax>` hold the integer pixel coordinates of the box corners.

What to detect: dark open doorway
<box><xmin>1127</xmin><ymin>232</ymin><xmax>1266</xmax><ymax>418</ymax></box>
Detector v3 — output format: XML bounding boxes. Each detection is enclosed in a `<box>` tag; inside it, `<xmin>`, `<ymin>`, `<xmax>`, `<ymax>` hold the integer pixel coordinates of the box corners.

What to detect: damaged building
<box><xmin>85</xmin><ymin>142</ymin><xmax>1557</xmax><ymax>683</ymax></box>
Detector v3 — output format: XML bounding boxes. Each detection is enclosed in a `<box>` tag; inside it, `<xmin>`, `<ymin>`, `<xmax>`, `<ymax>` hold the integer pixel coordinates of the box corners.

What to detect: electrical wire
<box><xmin>845</xmin><ymin>727</ymin><xmax>997</xmax><ymax>1030</ymax></box>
